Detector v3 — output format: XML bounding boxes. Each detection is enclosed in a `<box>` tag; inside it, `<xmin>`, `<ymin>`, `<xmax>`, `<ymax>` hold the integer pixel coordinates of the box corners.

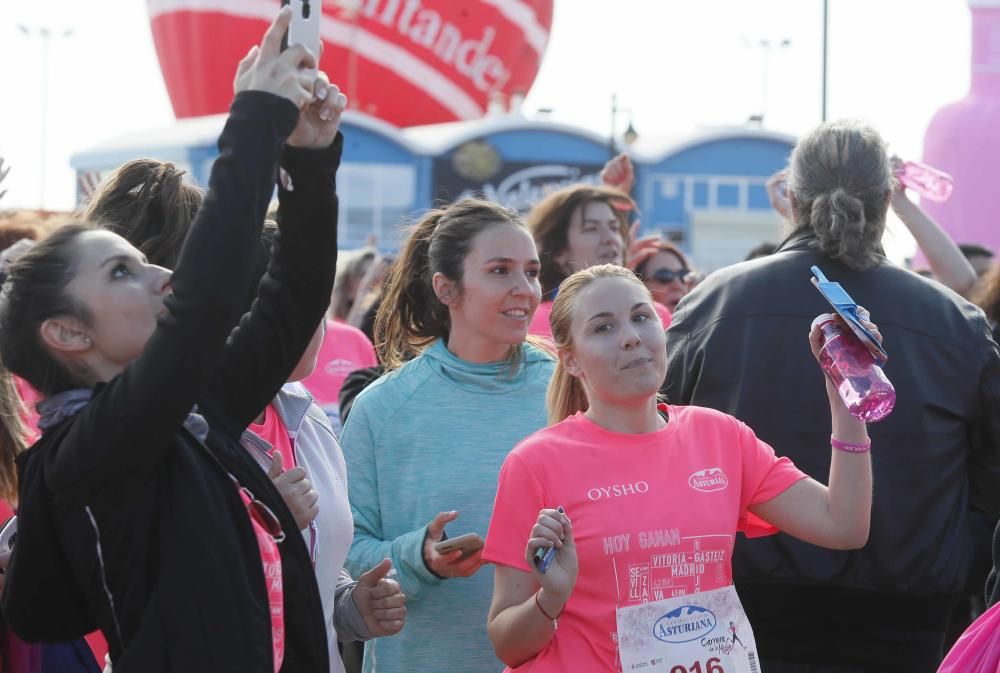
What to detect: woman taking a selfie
<box><xmin>84</xmin><ymin>159</ymin><xmax>406</xmax><ymax>673</ymax></box>
<box><xmin>0</xmin><ymin>10</ymin><xmax>339</xmax><ymax>671</ymax></box>
<box><xmin>340</xmin><ymin>199</ymin><xmax>555</xmax><ymax>672</ymax></box>
<box><xmin>484</xmin><ymin>264</ymin><xmax>874</xmax><ymax>671</ymax></box>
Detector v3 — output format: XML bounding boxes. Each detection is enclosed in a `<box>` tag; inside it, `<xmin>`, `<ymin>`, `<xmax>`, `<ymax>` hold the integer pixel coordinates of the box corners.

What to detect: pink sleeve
<box><xmin>734</xmin><ymin>419</ymin><xmax>808</xmax><ymax>538</ymax></box>
<box><xmin>653</xmin><ymin>301</ymin><xmax>672</xmax><ymax>329</ymax></box>
<box><xmin>528</xmin><ymin>301</ymin><xmax>553</xmax><ymax>339</ymax></box>
<box><xmin>483</xmin><ymin>451</ymin><xmax>547</xmax><ymax>572</ymax></box>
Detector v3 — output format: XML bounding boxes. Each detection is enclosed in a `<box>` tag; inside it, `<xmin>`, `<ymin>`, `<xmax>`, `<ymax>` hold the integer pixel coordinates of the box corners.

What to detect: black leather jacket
<box><xmin>663</xmin><ymin>231</ymin><xmax>1000</xmax><ymax>670</ymax></box>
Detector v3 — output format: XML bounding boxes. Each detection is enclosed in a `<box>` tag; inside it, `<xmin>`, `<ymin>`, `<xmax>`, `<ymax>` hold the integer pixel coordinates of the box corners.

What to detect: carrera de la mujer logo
<box><xmin>652</xmin><ymin>605</ymin><xmax>718</xmax><ymax>643</ymax></box>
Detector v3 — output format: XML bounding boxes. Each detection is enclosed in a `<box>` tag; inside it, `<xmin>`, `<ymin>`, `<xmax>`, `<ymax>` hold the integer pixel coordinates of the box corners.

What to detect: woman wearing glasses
<box><xmin>634</xmin><ymin>241</ymin><xmax>694</xmax><ymax>312</ymax></box>
<box><xmin>0</xmin><ymin>10</ymin><xmax>338</xmax><ymax>672</ymax></box>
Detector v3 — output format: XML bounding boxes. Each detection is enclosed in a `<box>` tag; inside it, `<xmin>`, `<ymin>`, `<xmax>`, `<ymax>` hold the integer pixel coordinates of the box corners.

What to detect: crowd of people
<box><xmin>0</xmin><ymin>8</ymin><xmax>997</xmax><ymax>673</ymax></box>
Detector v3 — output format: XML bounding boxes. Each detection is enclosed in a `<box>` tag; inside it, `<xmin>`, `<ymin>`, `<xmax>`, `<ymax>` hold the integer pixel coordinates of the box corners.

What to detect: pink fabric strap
<box><xmin>831</xmin><ymin>435</ymin><xmax>871</xmax><ymax>453</ymax></box>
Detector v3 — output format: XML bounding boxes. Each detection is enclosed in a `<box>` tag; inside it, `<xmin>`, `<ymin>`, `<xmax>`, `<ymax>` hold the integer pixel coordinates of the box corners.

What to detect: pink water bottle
<box><xmin>814</xmin><ymin>316</ymin><xmax>896</xmax><ymax>423</ymax></box>
<box><xmin>896</xmin><ymin>160</ymin><xmax>954</xmax><ymax>202</ymax></box>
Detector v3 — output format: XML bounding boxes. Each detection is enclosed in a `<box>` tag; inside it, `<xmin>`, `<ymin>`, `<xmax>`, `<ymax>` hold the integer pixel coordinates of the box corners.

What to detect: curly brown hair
<box><xmin>527</xmin><ymin>184</ymin><xmax>636</xmax><ymax>296</ymax></box>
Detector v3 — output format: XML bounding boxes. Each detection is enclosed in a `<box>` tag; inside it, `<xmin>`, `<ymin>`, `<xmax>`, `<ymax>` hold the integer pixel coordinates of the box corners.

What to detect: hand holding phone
<box><xmin>422</xmin><ymin>511</ymin><xmax>487</xmax><ymax>579</ymax></box>
<box><xmin>232</xmin><ymin>8</ymin><xmax>316</xmax><ymax>108</ymax></box>
<box><xmin>433</xmin><ymin>532</ymin><xmax>485</xmax><ymax>559</ymax></box>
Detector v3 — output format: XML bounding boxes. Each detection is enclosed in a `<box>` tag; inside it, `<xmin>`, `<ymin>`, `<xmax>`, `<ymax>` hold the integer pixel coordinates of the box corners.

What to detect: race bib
<box><xmin>616</xmin><ymin>585</ymin><xmax>761</xmax><ymax>673</ymax></box>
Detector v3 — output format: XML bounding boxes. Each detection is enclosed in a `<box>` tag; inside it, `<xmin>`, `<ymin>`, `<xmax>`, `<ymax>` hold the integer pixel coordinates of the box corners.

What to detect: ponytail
<box><xmin>809</xmin><ymin>188</ymin><xmax>882</xmax><ymax>270</ymax></box>
<box><xmin>375</xmin><ymin>211</ymin><xmax>448</xmax><ymax>369</ymax></box>
<box><xmin>788</xmin><ymin>120</ymin><xmax>892</xmax><ymax>271</ymax></box>
<box><xmin>0</xmin><ymin>369</ymin><xmax>29</xmax><ymax>505</ymax></box>
<box><xmin>545</xmin><ymin>361</ymin><xmax>589</xmax><ymax>426</ymax></box>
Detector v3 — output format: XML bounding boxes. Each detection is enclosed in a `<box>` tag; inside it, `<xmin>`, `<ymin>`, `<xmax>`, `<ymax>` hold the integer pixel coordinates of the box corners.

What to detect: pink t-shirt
<box><xmin>246</xmin><ymin>404</ymin><xmax>294</xmax><ymax>672</ymax></box>
<box><xmin>527</xmin><ymin>301</ymin><xmax>555</xmax><ymax>340</ymax></box>
<box><xmin>528</xmin><ymin>299</ymin><xmax>672</xmax><ymax>340</ymax></box>
<box><xmin>238</xmin><ymin>486</ymin><xmax>285</xmax><ymax>673</ymax></box>
<box><xmin>483</xmin><ymin>404</ymin><xmax>807</xmax><ymax>672</ymax></box>
<box><xmin>302</xmin><ymin>320</ymin><xmax>378</xmax><ymax>433</ymax></box>
<box><xmin>249</xmin><ymin>404</ymin><xmax>297</xmax><ymax>471</ymax></box>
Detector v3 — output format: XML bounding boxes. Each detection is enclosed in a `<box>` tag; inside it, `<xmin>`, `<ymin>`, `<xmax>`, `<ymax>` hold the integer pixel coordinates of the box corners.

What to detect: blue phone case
<box><xmin>532</xmin><ymin>506</ymin><xmax>564</xmax><ymax>574</ymax></box>
<box><xmin>811</xmin><ymin>266</ymin><xmax>887</xmax><ymax>366</ymax></box>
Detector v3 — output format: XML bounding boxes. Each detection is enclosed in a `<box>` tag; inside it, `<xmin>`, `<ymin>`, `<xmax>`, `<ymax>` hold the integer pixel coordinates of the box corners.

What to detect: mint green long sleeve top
<box><xmin>341</xmin><ymin>339</ymin><xmax>554</xmax><ymax>673</ymax></box>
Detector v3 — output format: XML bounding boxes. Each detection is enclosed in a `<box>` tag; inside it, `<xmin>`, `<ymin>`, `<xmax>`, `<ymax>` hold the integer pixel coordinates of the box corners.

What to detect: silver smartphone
<box><xmin>282</xmin><ymin>0</ymin><xmax>322</xmax><ymax>67</ymax></box>
<box><xmin>433</xmin><ymin>532</ymin><xmax>484</xmax><ymax>558</ymax></box>
<box><xmin>0</xmin><ymin>516</ymin><xmax>17</xmax><ymax>573</ymax></box>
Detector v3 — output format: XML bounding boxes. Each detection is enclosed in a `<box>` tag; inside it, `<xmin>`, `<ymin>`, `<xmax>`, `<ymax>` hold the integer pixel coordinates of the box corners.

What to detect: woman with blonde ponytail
<box><xmin>484</xmin><ymin>263</ymin><xmax>878</xmax><ymax>672</ymax></box>
<box><xmin>340</xmin><ymin>198</ymin><xmax>554</xmax><ymax>673</ymax></box>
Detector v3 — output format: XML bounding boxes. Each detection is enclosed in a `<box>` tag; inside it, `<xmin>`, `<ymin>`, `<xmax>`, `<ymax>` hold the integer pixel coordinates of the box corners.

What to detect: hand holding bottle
<box><xmin>809</xmin><ymin>309</ymin><xmax>894</xmax><ymax>423</ymax></box>
<box><xmin>893</xmin><ymin>156</ymin><xmax>954</xmax><ymax>203</ymax></box>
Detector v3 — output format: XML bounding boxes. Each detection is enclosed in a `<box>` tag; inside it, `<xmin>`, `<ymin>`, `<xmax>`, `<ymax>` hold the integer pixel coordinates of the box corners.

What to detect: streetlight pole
<box><xmin>822</xmin><ymin>0</ymin><xmax>829</xmax><ymax>122</ymax></box>
<box><xmin>758</xmin><ymin>38</ymin><xmax>791</xmax><ymax>126</ymax></box>
<box><xmin>609</xmin><ymin>94</ymin><xmax>637</xmax><ymax>157</ymax></box>
<box><xmin>18</xmin><ymin>24</ymin><xmax>73</xmax><ymax>209</ymax></box>
<box><xmin>610</xmin><ymin>93</ymin><xmax>619</xmax><ymax>157</ymax></box>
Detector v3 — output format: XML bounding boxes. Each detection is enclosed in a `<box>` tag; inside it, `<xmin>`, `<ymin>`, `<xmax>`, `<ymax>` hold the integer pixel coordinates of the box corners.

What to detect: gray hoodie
<box><xmin>242</xmin><ymin>382</ymin><xmax>370</xmax><ymax>673</ymax></box>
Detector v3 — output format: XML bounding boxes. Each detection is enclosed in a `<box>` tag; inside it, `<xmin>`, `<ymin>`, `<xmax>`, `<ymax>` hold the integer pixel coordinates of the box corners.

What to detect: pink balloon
<box><xmin>147</xmin><ymin>0</ymin><xmax>553</xmax><ymax>126</ymax></box>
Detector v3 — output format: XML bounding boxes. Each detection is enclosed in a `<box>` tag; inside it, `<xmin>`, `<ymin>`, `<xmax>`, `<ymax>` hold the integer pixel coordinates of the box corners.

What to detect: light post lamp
<box><xmin>18</xmin><ymin>24</ymin><xmax>74</xmax><ymax>209</ymax></box>
<box><xmin>822</xmin><ymin>0</ymin><xmax>829</xmax><ymax>122</ymax></box>
<box><xmin>757</xmin><ymin>38</ymin><xmax>791</xmax><ymax>126</ymax></box>
<box><xmin>610</xmin><ymin>94</ymin><xmax>639</xmax><ymax>156</ymax></box>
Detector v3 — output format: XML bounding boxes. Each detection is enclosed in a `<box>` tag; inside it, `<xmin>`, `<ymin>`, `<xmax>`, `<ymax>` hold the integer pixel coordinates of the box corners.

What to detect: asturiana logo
<box><xmin>653</xmin><ymin>605</ymin><xmax>718</xmax><ymax>643</ymax></box>
<box><xmin>688</xmin><ymin>468</ymin><xmax>729</xmax><ymax>493</ymax></box>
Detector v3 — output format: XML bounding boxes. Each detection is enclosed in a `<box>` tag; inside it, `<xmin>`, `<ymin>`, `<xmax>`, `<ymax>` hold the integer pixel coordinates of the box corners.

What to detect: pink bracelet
<box><xmin>831</xmin><ymin>436</ymin><xmax>871</xmax><ymax>453</ymax></box>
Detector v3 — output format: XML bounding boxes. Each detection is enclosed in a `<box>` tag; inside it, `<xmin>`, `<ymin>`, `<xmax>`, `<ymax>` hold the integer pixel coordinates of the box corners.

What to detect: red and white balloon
<box><xmin>147</xmin><ymin>0</ymin><xmax>553</xmax><ymax>126</ymax></box>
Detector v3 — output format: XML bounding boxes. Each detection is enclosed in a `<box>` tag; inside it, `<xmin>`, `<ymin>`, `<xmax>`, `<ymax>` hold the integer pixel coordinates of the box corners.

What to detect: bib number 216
<box><xmin>670</xmin><ymin>658</ymin><xmax>723</xmax><ymax>673</ymax></box>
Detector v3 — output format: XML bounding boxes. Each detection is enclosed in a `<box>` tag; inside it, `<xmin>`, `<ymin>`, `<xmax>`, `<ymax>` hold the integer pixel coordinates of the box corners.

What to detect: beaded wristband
<box><xmin>831</xmin><ymin>436</ymin><xmax>871</xmax><ymax>453</ymax></box>
<box><xmin>534</xmin><ymin>591</ymin><xmax>559</xmax><ymax>631</ymax></box>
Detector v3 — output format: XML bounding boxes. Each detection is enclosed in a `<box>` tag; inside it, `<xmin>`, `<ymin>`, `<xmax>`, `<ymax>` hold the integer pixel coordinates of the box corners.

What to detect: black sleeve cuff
<box><xmin>280</xmin><ymin>131</ymin><xmax>345</xmax><ymax>180</ymax></box>
<box><xmin>227</xmin><ymin>91</ymin><xmax>299</xmax><ymax>141</ymax></box>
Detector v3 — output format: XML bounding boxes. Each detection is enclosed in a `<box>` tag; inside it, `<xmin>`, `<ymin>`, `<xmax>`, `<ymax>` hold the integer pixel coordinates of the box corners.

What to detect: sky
<box><xmin>0</xmin><ymin>0</ymin><xmax>976</xmax><ymax>261</ymax></box>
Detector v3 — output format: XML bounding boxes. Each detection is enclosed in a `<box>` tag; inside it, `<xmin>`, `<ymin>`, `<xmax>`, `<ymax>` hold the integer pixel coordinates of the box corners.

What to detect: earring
<box><xmin>83</xmin><ymin>336</ymin><xmax>93</xmax><ymax>345</ymax></box>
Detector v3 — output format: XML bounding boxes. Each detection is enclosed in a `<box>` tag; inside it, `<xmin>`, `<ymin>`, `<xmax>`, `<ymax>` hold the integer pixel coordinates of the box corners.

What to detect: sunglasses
<box><xmin>231</xmin><ymin>476</ymin><xmax>286</xmax><ymax>544</ymax></box>
<box><xmin>646</xmin><ymin>267</ymin><xmax>690</xmax><ymax>284</ymax></box>
<box><xmin>185</xmin><ymin>423</ymin><xmax>287</xmax><ymax>545</ymax></box>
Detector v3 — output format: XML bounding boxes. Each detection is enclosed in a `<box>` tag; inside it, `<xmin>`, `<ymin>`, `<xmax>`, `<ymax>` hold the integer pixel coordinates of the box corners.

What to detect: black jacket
<box><xmin>988</xmin><ymin>519</ymin><xmax>1000</xmax><ymax>607</ymax></box>
<box><xmin>3</xmin><ymin>92</ymin><xmax>340</xmax><ymax>673</ymax></box>
<box><xmin>663</xmin><ymin>231</ymin><xmax>1000</xmax><ymax>671</ymax></box>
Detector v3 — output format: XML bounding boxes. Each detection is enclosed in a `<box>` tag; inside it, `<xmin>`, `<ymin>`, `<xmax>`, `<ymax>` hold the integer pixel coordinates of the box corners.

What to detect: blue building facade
<box><xmin>72</xmin><ymin>112</ymin><xmax>794</xmax><ymax>270</ymax></box>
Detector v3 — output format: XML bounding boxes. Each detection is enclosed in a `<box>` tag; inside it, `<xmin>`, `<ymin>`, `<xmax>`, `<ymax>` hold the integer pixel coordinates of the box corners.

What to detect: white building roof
<box><xmin>72</xmin><ymin>110</ymin><xmax>796</xmax><ymax>168</ymax></box>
